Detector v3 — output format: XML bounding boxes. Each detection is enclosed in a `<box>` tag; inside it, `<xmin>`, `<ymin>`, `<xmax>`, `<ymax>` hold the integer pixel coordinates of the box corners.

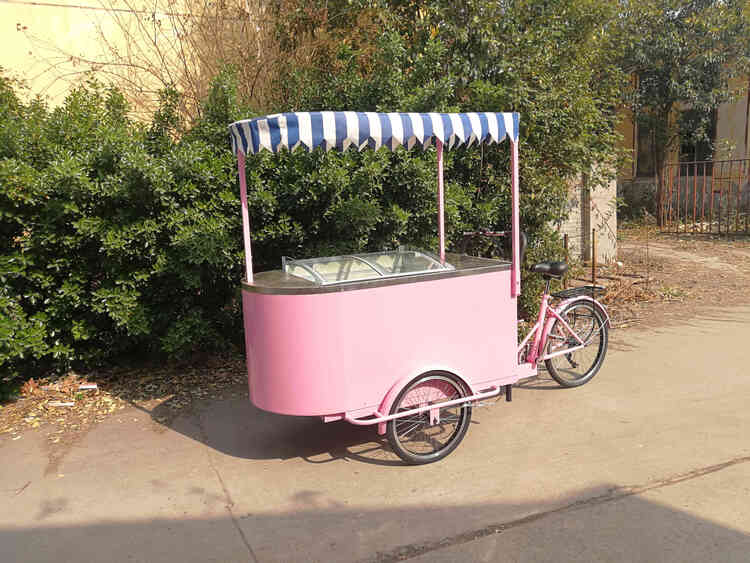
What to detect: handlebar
<box><xmin>459</xmin><ymin>229</ymin><xmax>509</xmax><ymax>256</ymax></box>
<box><xmin>460</xmin><ymin>229</ymin><xmax>527</xmax><ymax>264</ymax></box>
<box><xmin>461</xmin><ymin>230</ymin><xmax>509</xmax><ymax>238</ymax></box>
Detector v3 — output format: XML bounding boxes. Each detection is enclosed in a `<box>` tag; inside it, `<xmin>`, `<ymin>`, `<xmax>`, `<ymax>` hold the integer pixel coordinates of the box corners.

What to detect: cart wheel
<box><xmin>386</xmin><ymin>371</ymin><xmax>472</xmax><ymax>465</ymax></box>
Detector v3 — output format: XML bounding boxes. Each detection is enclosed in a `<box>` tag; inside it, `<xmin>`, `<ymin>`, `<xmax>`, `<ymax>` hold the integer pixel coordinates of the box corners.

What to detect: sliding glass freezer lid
<box><xmin>282</xmin><ymin>249</ymin><xmax>453</xmax><ymax>285</ymax></box>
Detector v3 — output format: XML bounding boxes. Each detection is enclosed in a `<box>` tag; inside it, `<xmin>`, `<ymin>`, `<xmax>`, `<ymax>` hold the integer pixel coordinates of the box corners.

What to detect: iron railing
<box><xmin>660</xmin><ymin>159</ymin><xmax>750</xmax><ymax>234</ymax></box>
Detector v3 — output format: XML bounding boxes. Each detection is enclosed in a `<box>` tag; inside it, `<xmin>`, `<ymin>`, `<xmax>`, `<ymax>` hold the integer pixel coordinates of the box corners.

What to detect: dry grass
<box><xmin>602</xmin><ymin>223</ymin><xmax>750</xmax><ymax>329</ymax></box>
<box><xmin>0</xmin><ymin>355</ymin><xmax>247</xmax><ymax>470</ymax></box>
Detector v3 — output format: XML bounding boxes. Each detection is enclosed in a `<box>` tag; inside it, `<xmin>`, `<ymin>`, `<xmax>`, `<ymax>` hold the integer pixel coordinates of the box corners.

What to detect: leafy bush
<box><xmin>1</xmin><ymin>0</ymin><xmax>623</xmax><ymax>380</ymax></box>
<box><xmin>0</xmin><ymin>77</ymin><xmax>243</xmax><ymax>379</ymax></box>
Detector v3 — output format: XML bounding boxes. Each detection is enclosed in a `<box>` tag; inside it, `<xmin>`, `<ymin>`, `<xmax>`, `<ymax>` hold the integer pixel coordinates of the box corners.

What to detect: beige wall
<box><xmin>4</xmin><ymin>1</ymin><xmax>113</xmax><ymax>104</ymax></box>
<box><xmin>617</xmin><ymin>108</ymin><xmax>636</xmax><ymax>181</ymax></box>
<box><xmin>1</xmin><ymin>0</ymin><xmax>180</xmax><ymax>109</ymax></box>
<box><xmin>715</xmin><ymin>76</ymin><xmax>750</xmax><ymax>161</ymax></box>
<box><xmin>558</xmin><ymin>174</ymin><xmax>618</xmax><ymax>265</ymax></box>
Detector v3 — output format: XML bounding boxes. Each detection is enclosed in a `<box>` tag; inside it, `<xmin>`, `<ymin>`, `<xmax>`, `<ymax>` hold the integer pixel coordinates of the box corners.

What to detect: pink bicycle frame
<box><xmin>518</xmin><ymin>292</ymin><xmax>609</xmax><ymax>366</ymax></box>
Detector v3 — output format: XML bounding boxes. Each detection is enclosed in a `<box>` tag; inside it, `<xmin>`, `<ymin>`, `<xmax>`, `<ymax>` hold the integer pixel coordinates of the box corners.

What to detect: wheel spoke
<box><xmin>396</xmin><ymin>421</ymin><xmax>425</xmax><ymax>438</ymax></box>
<box><xmin>396</xmin><ymin>417</ymin><xmax>431</xmax><ymax>425</ymax></box>
<box><xmin>388</xmin><ymin>374</ymin><xmax>471</xmax><ymax>463</ymax></box>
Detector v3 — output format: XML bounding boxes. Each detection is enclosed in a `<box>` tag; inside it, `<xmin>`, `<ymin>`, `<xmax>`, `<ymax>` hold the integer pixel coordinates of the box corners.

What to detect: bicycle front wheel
<box><xmin>544</xmin><ymin>301</ymin><xmax>608</xmax><ymax>388</ymax></box>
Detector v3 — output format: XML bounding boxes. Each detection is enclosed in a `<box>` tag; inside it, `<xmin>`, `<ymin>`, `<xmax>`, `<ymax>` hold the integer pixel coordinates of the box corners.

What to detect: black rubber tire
<box><xmin>544</xmin><ymin>301</ymin><xmax>608</xmax><ymax>388</ymax></box>
<box><xmin>386</xmin><ymin>371</ymin><xmax>472</xmax><ymax>465</ymax></box>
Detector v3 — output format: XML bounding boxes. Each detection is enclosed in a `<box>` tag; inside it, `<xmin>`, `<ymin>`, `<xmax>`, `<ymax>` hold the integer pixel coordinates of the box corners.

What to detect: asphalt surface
<box><xmin>2</xmin><ymin>306</ymin><xmax>749</xmax><ymax>562</ymax></box>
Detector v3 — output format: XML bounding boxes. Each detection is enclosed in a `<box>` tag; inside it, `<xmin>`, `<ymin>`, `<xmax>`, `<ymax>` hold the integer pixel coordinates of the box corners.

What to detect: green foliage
<box><xmin>1</xmin><ymin>0</ymin><xmax>625</xmax><ymax>378</ymax></box>
<box><xmin>0</xmin><ymin>76</ymin><xmax>243</xmax><ymax>379</ymax></box>
<box><xmin>619</xmin><ymin>0</ymin><xmax>750</xmax><ymax>189</ymax></box>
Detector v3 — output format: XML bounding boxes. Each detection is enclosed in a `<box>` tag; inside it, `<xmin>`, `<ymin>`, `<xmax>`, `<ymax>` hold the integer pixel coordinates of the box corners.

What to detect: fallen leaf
<box><xmin>20</xmin><ymin>378</ymin><xmax>39</xmax><ymax>397</ymax></box>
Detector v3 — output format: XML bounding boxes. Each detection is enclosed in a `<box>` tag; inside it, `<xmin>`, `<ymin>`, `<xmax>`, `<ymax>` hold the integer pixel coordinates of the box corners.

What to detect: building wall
<box><xmin>558</xmin><ymin>175</ymin><xmax>618</xmax><ymax>265</ymax></box>
<box><xmin>4</xmin><ymin>1</ymin><xmax>114</xmax><ymax>104</ymax></box>
<box><xmin>1</xmin><ymin>0</ymin><xmax>179</xmax><ymax>108</ymax></box>
<box><xmin>589</xmin><ymin>177</ymin><xmax>618</xmax><ymax>263</ymax></box>
<box><xmin>715</xmin><ymin>76</ymin><xmax>750</xmax><ymax>161</ymax></box>
<box><xmin>618</xmin><ymin>75</ymin><xmax>750</xmax><ymax>183</ymax></box>
<box><xmin>617</xmin><ymin>75</ymin><xmax>750</xmax><ymax>221</ymax></box>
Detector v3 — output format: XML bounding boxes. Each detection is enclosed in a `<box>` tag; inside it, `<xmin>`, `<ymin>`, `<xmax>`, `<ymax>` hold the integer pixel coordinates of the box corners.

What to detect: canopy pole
<box><xmin>238</xmin><ymin>151</ymin><xmax>253</xmax><ymax>283</ymax></box>
<box><xmin>436</xmin><ymin>139</ymin><xmax>446</xmax><ymax>264</ymax></box>
<box><xmin>510</xmin><ymin>139</ymin><xmax>520</xmax><ymax>297</ymax></box>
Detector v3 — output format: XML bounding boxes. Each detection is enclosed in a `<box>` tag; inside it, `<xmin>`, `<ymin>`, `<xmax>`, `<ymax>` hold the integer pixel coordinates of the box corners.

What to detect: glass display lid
<box><xmin>283</xmin><ymin>249</ymin><xmax>454</xmax><ymax>285</ymax></box>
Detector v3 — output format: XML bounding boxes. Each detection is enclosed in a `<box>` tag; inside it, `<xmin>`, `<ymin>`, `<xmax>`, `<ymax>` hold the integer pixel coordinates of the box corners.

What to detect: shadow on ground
<box><xmin>145</xmin><ymin>394</ymin><xmax>401</xmax><ymax>465</ymax></box>
<box><xmin>143</xmin><ymin>371</ymin><xmax>572</xmax><ymax>466</ymax></box>
<box><xmin>2</xmin><ymin>485</ymin><xmax>748</xmax><ymax>562</ymax></box>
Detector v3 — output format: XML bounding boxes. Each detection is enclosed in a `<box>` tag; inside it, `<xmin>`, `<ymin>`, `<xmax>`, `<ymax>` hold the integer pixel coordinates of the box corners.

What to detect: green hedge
<box><xmin>1</xmin><ymin>79</ymin><xmax>243</xmax><ymax>378</ymax></box>
<box><xmin>1</xmin><ymin>1</ymin><xmax>622</xmax><ymax>379</ymax></box>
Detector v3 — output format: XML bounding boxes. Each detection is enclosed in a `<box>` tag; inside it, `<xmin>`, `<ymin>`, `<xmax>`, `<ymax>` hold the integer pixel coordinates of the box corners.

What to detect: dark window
<box><xmin>636</xmin><ymin>121</ymin><xmax>655</xmax><ymax>177</ymax></box>
<box><xmin>679</xmin><ymin>109</ymin><xmax>716</xmax><ymax>175</ymax></box>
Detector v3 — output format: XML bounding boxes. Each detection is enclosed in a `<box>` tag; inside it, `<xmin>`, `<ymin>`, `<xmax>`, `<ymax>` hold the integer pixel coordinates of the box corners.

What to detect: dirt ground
<box><xmin>3</xmin><ymin>224</ymin><xmax>750</xmax><ymax>470</ymax></box>
<box><xmin>602</xmin><ymin>224</ymin><xmax>750</xmax><ymax>330</ymax></box>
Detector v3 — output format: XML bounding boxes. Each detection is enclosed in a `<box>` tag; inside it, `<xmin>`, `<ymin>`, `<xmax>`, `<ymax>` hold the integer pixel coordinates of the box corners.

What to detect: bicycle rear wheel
<box><xmin>544</xmin><ymin>301</ymin><xmax>608</xmax><ymax>388</ymax></box>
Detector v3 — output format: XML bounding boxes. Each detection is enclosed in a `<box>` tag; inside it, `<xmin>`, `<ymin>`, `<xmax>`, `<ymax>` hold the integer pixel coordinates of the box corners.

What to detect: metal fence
<box><xmin>660</xmin><ymin>159</ymin><xmax>750</xmax><ymax>234</ymax></box>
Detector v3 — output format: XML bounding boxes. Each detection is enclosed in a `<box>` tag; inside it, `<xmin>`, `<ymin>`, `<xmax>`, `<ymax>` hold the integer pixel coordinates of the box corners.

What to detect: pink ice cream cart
<box><xmin>229</xmin><ymin>112</ymin><xmax>609</xmax><ymax>464</ymax></box>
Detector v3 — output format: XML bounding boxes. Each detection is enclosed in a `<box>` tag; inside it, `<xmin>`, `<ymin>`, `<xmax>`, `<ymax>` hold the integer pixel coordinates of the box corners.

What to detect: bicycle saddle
<box><xmin>529</xmin><ymin>261</ymin><xmax>568</xmax><ymax>278</ymax></box>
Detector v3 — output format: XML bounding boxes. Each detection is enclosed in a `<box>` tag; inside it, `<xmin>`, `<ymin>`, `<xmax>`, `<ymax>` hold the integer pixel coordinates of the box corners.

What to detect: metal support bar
<box><xmin>510</xmin><ymin>139</ymin><xmax>521</xmax><ymax>297</ymax></box>
<box><xmin>345</xmin><ymin>255</ymin><xmax>386</xmax><ymax>276</ymax></box>
<box><xmin>436</xmin><ymin>139</ymin><xmax>446</xmax><ymax>264</ymax></box>
<box><xmin>237</xmin><ymin>152</ymin><xmax>253</xmax><ymax>283</ymax></box>
<box><xmin>592</xmin><ymin>228</ymin><xmax>597</xmax><ymax>286</ymax></box>
<box><xmin>290</xmin><ymin>262</ymin><xmax>326</xmax><ymax>284</ymax></box>
<box><xmin>563</xmin><ymin>234</ymin><xmax>569</xmax><ymax>288</ymax></box>
<box><xmin>344</xmin><ymin>386</ymin><xmax>503</xmax><ymax>426</ymax></box>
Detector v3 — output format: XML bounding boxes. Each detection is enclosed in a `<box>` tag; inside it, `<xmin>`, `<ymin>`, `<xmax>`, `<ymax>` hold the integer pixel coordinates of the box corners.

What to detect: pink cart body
<box><xmin>242</xmin><ymin>255</ymin><xmax>519</xmax><ymax>420</ymax></box>
<box><xmin>229</xmin><ymin>111</ymin><xmax>526</xmax><ymax>439</ymax></box>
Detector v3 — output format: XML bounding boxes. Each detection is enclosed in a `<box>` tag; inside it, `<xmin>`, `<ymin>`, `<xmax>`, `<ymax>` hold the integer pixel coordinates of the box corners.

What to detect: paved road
<box><xmin>2</xmin><ymin>307</ymin><xmax>749</xmax><ymax>562</ymax></box>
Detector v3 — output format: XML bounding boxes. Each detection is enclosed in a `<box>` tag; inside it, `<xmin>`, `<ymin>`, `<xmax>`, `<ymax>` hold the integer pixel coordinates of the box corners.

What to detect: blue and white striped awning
<box><xmin>229</xmin><ymin>111</ymin><xmax>519</xmax><ymax>155</ymax></box>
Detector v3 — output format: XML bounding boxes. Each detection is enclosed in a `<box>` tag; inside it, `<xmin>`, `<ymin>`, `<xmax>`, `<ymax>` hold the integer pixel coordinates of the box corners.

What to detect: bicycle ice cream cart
<box><xmin>229</xmin><ymin>112</ymin><xmax>609</xmax><ymax>464</ymax></box>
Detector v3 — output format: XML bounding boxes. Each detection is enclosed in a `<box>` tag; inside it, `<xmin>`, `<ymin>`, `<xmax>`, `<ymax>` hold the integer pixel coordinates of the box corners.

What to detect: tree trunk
<box><xmin>653</xmin><ymin>113</ymin><xmax>670</xmax><ymax>228</ymax></box>
<box><xmin>656</xmin><ymin>164</ymin><xmax>665</xmax><ymax>227</ymax></box>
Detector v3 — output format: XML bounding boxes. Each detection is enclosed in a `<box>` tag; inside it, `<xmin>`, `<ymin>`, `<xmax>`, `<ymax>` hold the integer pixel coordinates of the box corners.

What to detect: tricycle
<box><xmin>229</xmin><ymin>111</ymin><xmax>609</xmax><ymax>464</ymax></box>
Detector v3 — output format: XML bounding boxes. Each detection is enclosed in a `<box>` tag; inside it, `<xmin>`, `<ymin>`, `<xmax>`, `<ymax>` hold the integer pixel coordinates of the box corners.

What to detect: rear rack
<box><xmin>552</xmin><ymin>285</ymin><xmax>606</xmax><ymax>300</ymax></box>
